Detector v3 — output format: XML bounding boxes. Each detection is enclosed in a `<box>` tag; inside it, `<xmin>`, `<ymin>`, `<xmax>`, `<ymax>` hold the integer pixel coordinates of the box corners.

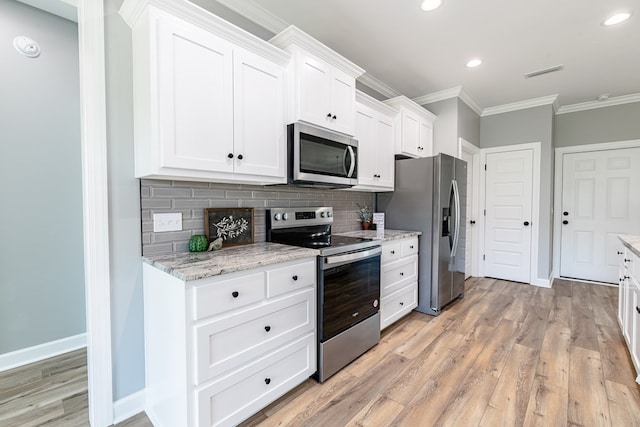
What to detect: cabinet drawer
<box><xmin>380</xmin><ymin>282</ymin><xmax>418</xmax><ymax>330</ymax></box>
<box><xmin>401</xmin><ymin>237</ymin><xmax>419</xmax><ymax>257</ymax></box>
<box><xmin>195</xmin><ymin>288</ymin><xmax>315</xmax><ymax>383</ymax></box>
<box><xmin>267</xmin><ymin>260</ymin><xmax>316</xmax><ymax>298</ymax></box>
<box><xmin>631</xmin><ymin>251</ymin><xmax>640</xmax><ymax>283</ymax></box>
<box><xmin>381</xmin><ymin>241</ymin><xmax>402</xmax><ymax>264</ymax></box>
<box><xmin>196</xmin><ymin>333</ymin><xmax>315</xmax><ymax>427</ymax></box>
<box><xmin>194</xmin><ymin>272</ymin><xmax>265</xmax><ymax>320</ymax></box>
<box><xmin>381</xmin><ymin>255</ymin><xmax>418</xmax><ymax>297</ymax></box>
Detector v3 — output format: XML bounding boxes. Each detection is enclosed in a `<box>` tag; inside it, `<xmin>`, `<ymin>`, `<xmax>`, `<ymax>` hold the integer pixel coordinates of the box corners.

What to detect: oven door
<box><xmin>319</xmin><ymin>246</ymin><xmax>381</xmax><ymax>342</ymax></box>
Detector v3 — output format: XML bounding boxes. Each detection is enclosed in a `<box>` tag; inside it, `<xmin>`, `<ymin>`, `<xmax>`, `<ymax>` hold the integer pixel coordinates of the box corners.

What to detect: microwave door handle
<box><xmin>346</xmin><ymin>146</ymin><xmax>356</xmax><ymax>178</ymax></box>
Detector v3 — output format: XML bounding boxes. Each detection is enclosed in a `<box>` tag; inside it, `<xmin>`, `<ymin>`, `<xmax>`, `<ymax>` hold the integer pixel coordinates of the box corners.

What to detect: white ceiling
<box><xmin>219</xmin><ymin>0</ymin><xmax>640</xmax><ymax>112</ymax></box>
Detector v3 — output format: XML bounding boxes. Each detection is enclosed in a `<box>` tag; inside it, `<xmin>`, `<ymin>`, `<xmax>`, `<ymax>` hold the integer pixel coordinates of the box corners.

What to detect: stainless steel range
<box><xmin>266</xmin><ymin>207</ymin><xmax>381</xmax><ymax>382</ymax></box>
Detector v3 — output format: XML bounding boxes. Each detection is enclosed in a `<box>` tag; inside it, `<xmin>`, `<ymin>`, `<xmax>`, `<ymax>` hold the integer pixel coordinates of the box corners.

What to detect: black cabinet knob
<box><xmin>237</xmin><ymin>154</ymin><xmax>243</xmax><ymax>160</ymax></box>
<box><xmin>625</xmin><ymin>275</ymin><xmax>630</xmax><ymax>279</ymax></box>
<box><xmin>625</xmin><ymin>259</ymin><xmax>631</xmax><ymax>263</ymax></box>
<box><xmin>264</xmin><ymin>326</ymin><xmax>271</xmax><ymax>332</ymax></box>
<box><xmin>326</xmin><ymin>113</ymin><xmax>332</xmax><ymax>118</ymax></box>
<box><xmin>636</xmin><ymin>306</ymin><xmax>640</xmax><ymax>314</ymax></box>
<box><xmin>410</xmin><ymin>245</ymin><xmax>414</xmax><ymax>249</ymax></box>
<box><xmin>563</xmin><ymin>211</ymin><xmax>569</xmax><ymax>216</ymax></box>
<box><xmin>232</xmin><ymin>291</ymin><xmax>239</xmax><ymax>298</ymax></box>
<box><xmin>400</xmin><ymin>301</ymin><xmax>404</xmax><ymax>306</ymax></box>
<box><xmin>618</xmin><ymin>251</ymin><xmax>624</xmax><ymax>255</ymax></box>
<box><xmin>390</xmin><ymin>250</ymin><xmax>395</xmax><ymax>254</ymax></box>
<box><xmin>292</xmin><ymin>275</ymin><xmax>298</xmax><ymax>281</ymax></box>
<box><xmin>470</xmin><ymin>220</ymin><xmax>476</xmax><ymax>225</ymax></box>
<box><xmin>332</xmin><ymin>115</ymin><xmax>337</xmax><ymax>120</ymax></box>
<box><xmin>227</xmin><ymin>153</ymin><xmax>234</xmax><ymax>159</ymax></box>
<box><xmin>400</xmin><ymin>272</ymin><xmax>404</xmax><ymax>276</ymax></box>
<box><xmin>264</xmin><ymin>378</ymin><xmax>271</xmax><ymax>385</ymax></box>
<box><xmin>562</xmin><ymin>220</ymin><xmax>569</xmax><ymax>225</ymax></box>
<box><xmin>524</xmin><ymin>221</ymin><xmax>530</xmax><ymax>226</ymax></box>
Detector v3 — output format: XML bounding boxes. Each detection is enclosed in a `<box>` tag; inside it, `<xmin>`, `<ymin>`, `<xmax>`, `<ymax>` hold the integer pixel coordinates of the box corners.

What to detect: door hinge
<box><xmin>483</xmin><ymin>254</ymin><xmax>486</xmax><ymax>261</ymax></box>
<box><xmin>484</xmin><ymin>209</ymin><xmax>486</xmax><ymax>216</ymax></box>
<box><xmin>484</xmin><ymin>164</ymin><xmax>487</xmax><ymax>171</ymax></box>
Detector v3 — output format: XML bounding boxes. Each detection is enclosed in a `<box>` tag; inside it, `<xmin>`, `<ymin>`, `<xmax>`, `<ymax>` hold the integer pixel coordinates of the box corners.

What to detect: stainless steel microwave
<box><xmin>287</xmin><ymin>122</ymin><xmax>358</xmax><ymax>188</ymax></box>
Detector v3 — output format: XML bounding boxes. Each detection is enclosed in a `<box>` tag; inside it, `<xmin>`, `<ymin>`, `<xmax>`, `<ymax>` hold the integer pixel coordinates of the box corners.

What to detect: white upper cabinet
<box><xmin>120</xmin><ymin>0</ymin><xmax>290</xmax><ymax>184</ymax></box>
<box><xmin>384</xmin><ymin>96</ymin><xmax>436</xmax><ymax>158</ymax></box>
<box><xmin>271</xmin><ymin>26</ymin><xmax>364</xmax><ymax>136</ymax></box>
<box><xmin>351</xmin><ymin>91</ymin><xmax>396</xmax><ymax>192</ymax></box>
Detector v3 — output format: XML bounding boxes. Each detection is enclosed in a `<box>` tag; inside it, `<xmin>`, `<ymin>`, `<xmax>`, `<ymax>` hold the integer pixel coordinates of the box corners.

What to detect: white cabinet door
<box><xmin>330</xmin><ymin>67</ymin><xmax>356</xmax><ymax>135</ymax></box>
<box><xmin>376</xmin><ymin>115</ymin><xmax>395</xmax><ymax>190</ymax></box>
<box><xmin>484</xmin><ymin>149</ymin><xmax>534</xmax><ymax>283</ymax></box>
<box><xmin>233</xmin><ymin>50</ymin><xmax>285</xmax><ymax>178</ymax></box>
<box><xmin>418</xmin><ymin>119</ymin><xmax>433</xmax><ymax>157</ymax></box>
<box><xmin>157</xmin><ymin>16</ymin><xmax>234</xmax><ymax>173</ymax></box>
<box><xmin>298</xmin><ymin>53</ymin><xmax>332</xmax><ymax>128</ymax></box>
<box><xmin>399</xmin><ymin>111</ymin><xmax>420</xmax><ymax>157</ymax></box>
<box><xmin>354</xmin><ymin>106</ymin><xmax>377</xmax><ymax>187</ymax></box>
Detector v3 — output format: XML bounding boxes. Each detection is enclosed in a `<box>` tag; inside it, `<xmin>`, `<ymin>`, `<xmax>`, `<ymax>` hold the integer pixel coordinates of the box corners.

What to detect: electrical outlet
<box><xmin>153</xmin><ymin>213</ymin><xmax>182</xmax><ymax>232</ymax></box>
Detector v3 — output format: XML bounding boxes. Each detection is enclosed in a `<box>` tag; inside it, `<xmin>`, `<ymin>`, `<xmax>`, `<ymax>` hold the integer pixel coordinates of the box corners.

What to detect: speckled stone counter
<box><xmin>619</xmin><ymin>235</ymin><xmax>640</xmax><ymax>258</ymax></box>
<box><xmin>336</xmin><ymin>229</ymin><xmax>422</xmax><ymax>242</ymax></box>
<box><xmin>143</xmin><ymin>242</ymin><xmax>319</xmax><ymax>281</ymax></box>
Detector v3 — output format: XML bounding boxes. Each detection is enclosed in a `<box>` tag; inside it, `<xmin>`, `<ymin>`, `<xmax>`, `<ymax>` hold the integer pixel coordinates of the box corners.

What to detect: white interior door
<box><xmin>461</xmin><ymin>149</ymin><xmax>475</xmax><ymax>279</ymax></box>
<box><xmin>560</xmin><ymin>147</ymin><xmax>640</xmax><ymax>283</ymax></box>
<box><xmin>484</xmin><ymin>149</ymin><xmax>534</xmax><ymax>283</ymax></box>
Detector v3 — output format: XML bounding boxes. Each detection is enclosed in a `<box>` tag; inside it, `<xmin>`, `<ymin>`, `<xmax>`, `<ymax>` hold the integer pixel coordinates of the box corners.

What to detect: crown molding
<box><xmin>481</xmin><ymin>94</ymin><xmax>559</xmax><ymax>117</ymax></box>
<box><xmin>17</xmin><ymin>0</ymin><xmax>78</xmax><ymax>21</ymax></box>
<box><xmin>557</xmin><ymin>93</ymin><xmax>640</xmax><ymax>115</ymax></box>
<box><xmin>412</xmin><ymin>86</ymin><xmax>483</xmax><ymax>116</ymax></box>
<box><xmin>357</xmin><ymin>74</ymin><xmax>401</xmax><ymax>99</ymax></box>
<box><xmin>356</xmin><ymin>90</ymin><xmax>399</xmax><ymax>116</ymax></box>
<box><xmin>215</xmin><ymin>0</ymin><xmax>288</xmax><ymax>34</ymax></box>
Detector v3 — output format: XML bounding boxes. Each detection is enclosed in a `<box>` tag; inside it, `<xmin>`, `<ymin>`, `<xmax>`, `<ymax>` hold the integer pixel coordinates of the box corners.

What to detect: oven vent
<box><xmin>524</xmin><ymin>64</ymin><xmax>564</xmax><ymax>79</ymax></box>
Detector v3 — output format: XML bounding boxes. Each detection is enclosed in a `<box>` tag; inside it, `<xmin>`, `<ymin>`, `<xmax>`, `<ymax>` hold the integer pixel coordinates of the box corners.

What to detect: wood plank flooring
<box><xmin>2</xmin><ymin>278</ymin><xmax>638</xmax><ymax>426</ymax></box>
<box><xmin>241</xmin><ymin>278</ymin><xmax>640</xmax><ymax>427</ymax></box>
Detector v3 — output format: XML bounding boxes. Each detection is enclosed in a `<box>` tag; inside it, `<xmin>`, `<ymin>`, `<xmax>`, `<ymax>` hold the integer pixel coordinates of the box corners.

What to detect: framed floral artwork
<box><xmin>204</xmin><ymin>208</ymin><xmax>254</xmax><ymax>247</ymax></box>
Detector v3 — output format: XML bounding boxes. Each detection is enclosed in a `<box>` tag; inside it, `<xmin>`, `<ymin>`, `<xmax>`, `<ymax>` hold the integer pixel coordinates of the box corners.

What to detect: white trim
<box><xmin>479</xmin><ymin>142</ymin><xmax>541</xmax><ymax>286</ymax></box>
<box><xmin>531</xmin><ymin>277</ymin><xmax>552</xmax><ymax>288</ymax></box>
<box><xmin>557</xmin><ymin>93</ymin><xmax>640</xmax><ymax>114</ymax></box>
<box><xmin>413</xmin><ymin>86</ymin><xmax>483</xmax><ymax>116</ymax></box>
<box><xmin>113</xmin><ymin>389</ymin><xmax>147</xmax><ymax>424</ymax></box>
<box><xmin>16</xmin><ymin>0</ymin><xmax>78</xmax><ymax>21</ymax></box>
<box><xmin>552</xmin><ymin>139</ymin><xmax>640</xmax><ymax>282</ymax></box>
<box><xmin>0</xmin><ymin>334</ymin><xmax>87</xmax><ymax>373</ymax></box>
<box><xmin>357</xmin><ymin>73</ymin><xmax>401</xmax><ymax>99</ymax></box>
<box><xmin>482</xmin><ymin>94</ymin><xmax>559</xmax><ymax>117</ymax></box>
<box><xmin>216</xmin><ymin>0</ymin><xmax>288</xmax><ymax>34</ymax></box>
<box><xmin>459</xmin><ymin>138</ymin><xmax>481</xmax><ymax>278</ymax></box>
<box><xmin>77</xmin><ymin>1</ymin><xmax>114</xmax><ymax>426</ymax></box>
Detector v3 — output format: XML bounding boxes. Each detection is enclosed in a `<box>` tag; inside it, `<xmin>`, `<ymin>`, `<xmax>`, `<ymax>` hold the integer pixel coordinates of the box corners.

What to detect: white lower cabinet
<box><xmin>617</xmin><ymin>245</ymin><xmax>640</xmax><ymax>384</ymax></box>
<box><xmin>380</xmin><ymin>237</ymin><xmax>419</xmax><ymax>330</ymax></box>
<box><xmin>143</xmin><ymin>258</ymin><xmax>317</xmax><ymax>427</ymax></box>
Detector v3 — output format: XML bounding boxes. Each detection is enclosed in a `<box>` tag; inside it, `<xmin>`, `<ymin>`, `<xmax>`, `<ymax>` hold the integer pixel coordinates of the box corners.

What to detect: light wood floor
<box><xmin>2</xmin><ymin>278</ymin><xmax>639</xmax><ymax>426</ymax></box>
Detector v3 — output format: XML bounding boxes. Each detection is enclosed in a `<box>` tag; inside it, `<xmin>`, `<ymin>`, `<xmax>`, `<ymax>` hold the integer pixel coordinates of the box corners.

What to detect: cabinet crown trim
<box><xmin>119</xmin><ymin>0</ymin><xmax>291</xmax><ymax>66</ymax></box>
<box><xmin>356</xmin><ymin>90</ymin><xmax>398</xmax><ymax>117</ymax></box>
<box><xmin>270</xmin><ymin>25</ymin><xmax>365</xmax><ymax>78</ymax></box>
<box><xmin>384</xmin><ymin>95</ymin><xmax>437</xmax><ymax>121</ymax></box>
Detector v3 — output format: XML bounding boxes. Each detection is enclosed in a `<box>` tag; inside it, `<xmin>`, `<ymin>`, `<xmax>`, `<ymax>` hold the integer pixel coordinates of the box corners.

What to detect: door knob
<box><xmin>237</xmin><ymin>154</ymin><xmax>243</xmax><ymax>160</ymax></box>
<box><xmin>470</xmin><ymin>220</ymin><xmax>476</xmax><ymax>225</ymax></box>
<box><xmin>523</xmin><ymin>221</ymin><xmax>530</xmax><ymax>226</ymax></box>
<box><xmin>562</xmin><ymin>220</ymin><xmax>569</xmax><ymax>225</ymax></box>
<box><xmin>563</xmin><ymin>211</ymin><xmax>569</xmax><ymax>216</ymax></box>
<box><xmin>227</xmin><ymin>153</ymin><xmax>234</xmax><ymax>159</ymax></box>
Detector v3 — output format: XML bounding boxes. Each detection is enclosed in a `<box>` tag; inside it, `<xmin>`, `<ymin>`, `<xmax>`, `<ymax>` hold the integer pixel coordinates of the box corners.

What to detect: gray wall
<box><xmin>480</xmin><ymin>105</ymin><xmax>555</xmax><ymax>280</ymax></box>
<box><xmin>424</xmin><ymin>98</ymin><xmax>458</xmax><ymax>157</ymax></box>
<box><xmin>0</xmin><ymin>0</ymin><xmax>85</xmax><ymax>353</ymax></box>
<box><xmin>141</xmin><ymin>181</ymin><xmax>374</xmax><ymax>255</ymax></box>
<box><xmin>555</xmin><ymin>102</ymin><xmax>640</xmax><ymax>147</ymax></box>
<box><xmin>457</xmin><ymin>99</ymin><xmax>481</xmax><ymax>147</ymax></box>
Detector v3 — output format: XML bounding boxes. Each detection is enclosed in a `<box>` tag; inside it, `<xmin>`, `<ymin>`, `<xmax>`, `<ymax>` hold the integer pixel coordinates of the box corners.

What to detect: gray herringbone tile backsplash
<box><xmin>140</xmin><ymin>179</ymin><xmax>375</xmax><ymax>256</ymax></box>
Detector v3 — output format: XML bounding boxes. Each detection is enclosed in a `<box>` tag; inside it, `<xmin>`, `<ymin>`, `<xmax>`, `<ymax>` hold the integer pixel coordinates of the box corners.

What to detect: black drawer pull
<box><xmin>264</xmin><ymin>378</ymin><xmax>271</xmax><ymax>385</ymax></box>
<box><xmin>637</xmin><ymin>306</ymin><xmax>640</xmax><ymax>315</ymax></box>
<box><xmin>292</xmin><ymin>275</ymin><xmax>298</xmax><ymax>281</ymax></box>
<box><xmin>400</xmin><ymin>272</ymin><xmax>404</xmax><ymax>276</ymax></box>
<box><xmin>232</xmin><ymin>291</ymin><xmax>239</xmax><ymax>298</ymax></box>
<box><xmin>264</xmin><ymin>326</ymin><xmax>271</xmax><ymax>332</ymax></box>
<box><xmin>618</xmin><ymin>251</ymin><xmax>624</xmax><ymax>255</ymax></box>
<box><xmin>390</xmin><ymin>250</ymin><xmax>395</xmax><ymax>254</ymax></box>
<box><xmin>400</xmin><ymin>301</ymin><xmax>404</xmax><ymax>306</ymax></box>
<box><xmin>410</xmin><ymin>245</ymin><xmax>414</xmax><ymax>249</ymax></box>
<box><xmin>625</xmin><ymin>258</ymin><xmax>631</xmax><ymax>263</ymax></box>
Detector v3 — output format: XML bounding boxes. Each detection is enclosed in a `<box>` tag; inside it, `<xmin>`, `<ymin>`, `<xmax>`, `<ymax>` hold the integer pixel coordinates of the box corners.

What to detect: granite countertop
<box><xmin>336</xmin><ymin>229</ymin><xmax>422</xmax><ymax>242</ymax></box>
<box><xmin>619</xmin><ymin>235</ymin><xmax>640</xmax><ymax>258</ymax></box>
<box><xmin>143</xmin><ymin>242</ymin><xmax>319</xmax><ymax>281</ymax></box>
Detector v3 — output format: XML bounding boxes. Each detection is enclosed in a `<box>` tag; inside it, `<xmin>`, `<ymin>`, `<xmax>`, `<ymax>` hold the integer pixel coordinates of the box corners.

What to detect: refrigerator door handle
<box><xmin>451</xmin><ymin>179</ymin><xmax>461</xmax><ymax>257</ymax></box>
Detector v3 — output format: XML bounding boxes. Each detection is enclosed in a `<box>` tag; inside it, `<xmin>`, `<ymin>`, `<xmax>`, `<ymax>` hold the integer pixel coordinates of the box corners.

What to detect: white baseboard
<box><xmin>531</xmin><ymin>276</ymin><xmax>552</xmax><ymax>288</ymax></box>
<box><xmin>0</xmin><ymin>333</ymin><xmax>87</xmax><ymax>372</ymax></box>
<box><xmin>113</xmin><ymin>389</ymin><xmax>146</xmax><ymax>424</ymax></box>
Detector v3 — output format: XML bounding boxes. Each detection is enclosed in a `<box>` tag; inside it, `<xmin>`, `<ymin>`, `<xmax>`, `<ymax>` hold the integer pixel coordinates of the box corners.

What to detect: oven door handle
<box><xmin>324</xmin><ymin>246</ymin><xmax>382</xmax><ymax>266</ymax></box>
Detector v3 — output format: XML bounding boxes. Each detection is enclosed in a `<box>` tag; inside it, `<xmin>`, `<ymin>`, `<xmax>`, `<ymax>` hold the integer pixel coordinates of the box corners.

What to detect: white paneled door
<box><xmin>461</xmin><ymin>149</ymin><xmax>475</xmax><ymax>279</ymax></box>
<box><xmin>484</xmin><ymin>149</ymin><xmax>534</xmax><ymax>283</ymax></box>
<box><xmin>560</xmin><ymin>148</ymin><xmax>640</xmax><ymax>283</ymax></box>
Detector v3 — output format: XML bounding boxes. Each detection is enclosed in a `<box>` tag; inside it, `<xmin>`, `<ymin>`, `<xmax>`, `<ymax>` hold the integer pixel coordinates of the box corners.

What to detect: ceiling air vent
<box><xmin>524</xmin><ymin>64</ymin><xmax>564</xmax><ymax>79</ymax></box>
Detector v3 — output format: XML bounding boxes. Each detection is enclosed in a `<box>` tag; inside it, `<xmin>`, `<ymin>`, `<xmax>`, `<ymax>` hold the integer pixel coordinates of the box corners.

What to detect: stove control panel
<box><xmin>267</xmin><ymin>207</ymin><xmax>333</xmax><ymax>229</ymax></box>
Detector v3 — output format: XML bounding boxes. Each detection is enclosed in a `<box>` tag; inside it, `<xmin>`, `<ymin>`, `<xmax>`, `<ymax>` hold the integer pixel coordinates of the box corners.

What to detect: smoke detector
<box><xmin>13</xmin><ymin>36</ymin><xmax>40</xmax><ymax>58</ymax></box>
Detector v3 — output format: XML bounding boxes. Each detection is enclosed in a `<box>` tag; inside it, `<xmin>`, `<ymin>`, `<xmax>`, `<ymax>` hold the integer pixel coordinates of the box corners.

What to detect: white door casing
<box><xmin>558</xmin><ymin>146</ymin><xmax>640</xmax><ymax>283</ymax></box>
<box><xmin>480</xmin><ymin>142</ymin><xmax>541</xmax><ymax>285</ymax></box>
<box><xmin>459</xmin><ymin>138</ymin><xmax>480</xmax><ymax>278</ymax></box>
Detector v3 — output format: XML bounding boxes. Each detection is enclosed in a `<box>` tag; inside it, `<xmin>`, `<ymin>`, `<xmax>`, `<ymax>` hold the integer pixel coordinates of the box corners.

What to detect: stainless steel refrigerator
<box><xmin>377</xmin><ymin>153</ymin><xmax>466</xmax><ymax>315</ymax></box>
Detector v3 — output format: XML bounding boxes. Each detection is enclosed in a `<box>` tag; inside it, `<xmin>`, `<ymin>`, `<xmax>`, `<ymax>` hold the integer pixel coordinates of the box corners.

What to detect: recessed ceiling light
<box><xmin>466</xmin><ymin>58</ymin><xmax>482</xmax><ymax>68</ymax></box>
<box><xmin>421</xmin><ymin>0</ymin><xmax>442</xmax><ymax>11</ymax></box>
<box><xmin>603</xmin><ymin>12</ymin><xmax>632</xmax><ymax>26</ymax></box>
